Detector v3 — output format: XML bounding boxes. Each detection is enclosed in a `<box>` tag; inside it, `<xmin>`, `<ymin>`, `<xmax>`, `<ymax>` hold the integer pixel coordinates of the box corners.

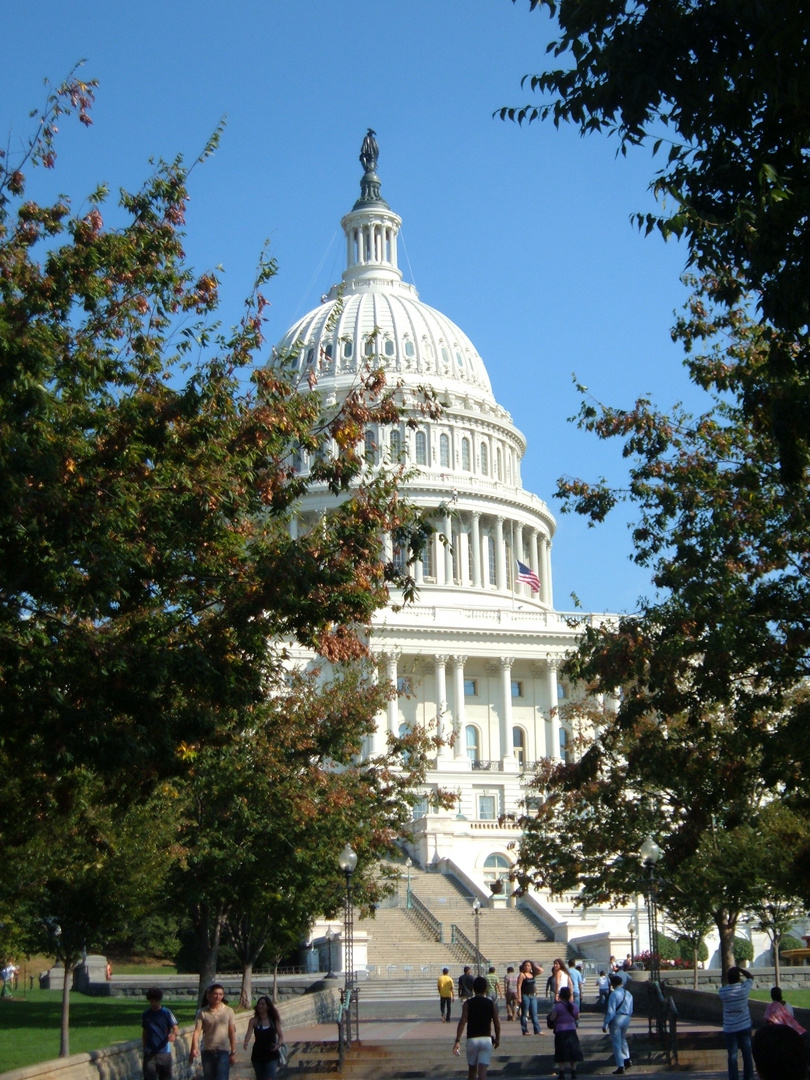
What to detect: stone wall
<box><xmin>1</xmin><ymin>987</ymin><xmax>342</xmax><ymax>1080</ymax></box>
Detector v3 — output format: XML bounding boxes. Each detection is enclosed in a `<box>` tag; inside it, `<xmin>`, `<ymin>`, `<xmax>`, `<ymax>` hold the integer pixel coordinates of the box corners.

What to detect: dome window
<box><xmin>441</xmin><ymin>347</ymin><xmax>450</xmax><ymax>366</ymax></box>
<box><xmin>390</xmin><ymin>429</ymin><xmax>403</xmax><ymax>461</ymax></box>
<box><xmin>404</xmin><ymin>340</ymin><xmax>415</xmax><ymax>358</ymax></box>
<box><xmin>415</xmin><ymin>430</ymin><xmax>428</xmax><ymax>466</ymax></box>
<box><xmin>461</xmin><ymin>437</ymin><xmax>471</xmax><ymax>472</ymax></box>
<box><xmin>439</xmin><ymin>433</ymin><xmax>450</xmax><ymax>468</ymax></box>
<box><xmin>324</xmin><ymin>342</ymin><xmax>333</xmax><ymax>360</ymax></box>
<box><xmin>364</xmin><ymin>337</ymin><xmax>375</xmax><ymax>357</ymax></box>
<box><xmin>343</xmin><ymin>341</ymin><xmax>353</xmax><ymax>358</ymax></box>
<box><xmin>384</xmin><ymin>339</ymin><xmax>395</xmax><ymax>357</ymax></box>
<box><xmin>480</xmin><ymin>442</ymin><xmax>488</xmax><ymax>476</ymax></box>
<box><xmin>496</xmin><ymin>447</ymin><xmax>503</xmax><ymax>481</ymax></box>
<box><xmin>456</xmin><ymin>350</ymin><xmax>463</xmax><ymax>367</ymax></box>
<box><xmin>487</xmin><ymin>536</ymin><xmax>496</xmax><ymax>585</ymax></box>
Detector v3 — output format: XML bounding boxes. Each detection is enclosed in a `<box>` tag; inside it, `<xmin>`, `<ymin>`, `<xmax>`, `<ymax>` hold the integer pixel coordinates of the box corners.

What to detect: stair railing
<box><xmin>407</xmin><ymin>892</ymin><xmax>444</xmax><ymax>942</ymax></box>
<box><xmin>450</xmin><ymin>923</ymin><xmax>489</xmax><ymax>969</ymax></box>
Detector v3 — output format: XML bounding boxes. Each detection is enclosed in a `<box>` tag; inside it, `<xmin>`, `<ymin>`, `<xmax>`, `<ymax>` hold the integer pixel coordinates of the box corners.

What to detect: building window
<box><xmin>415</xmin><ymin>430</ymin><xmax>428</xmax><ymax>465</ymax></box>
<box><xmin>511</xmin><ymin>680</ymin><xmax>523</xmax><ymax>699</ymax></box>
<box><xmin>478</xmin><ymin>794</ymin><xmax>497</xmax><ymax>820</ymax></box>
<box><xmin>421</xmin><ymin>540</ymin><xmax>435</xmax><ymax>580</ymax></box>
<box><xmin>483</xmin><ymin>853</ymin><xmax>511</xmax><ymax>889</ymax></box>
<box><xmin>488</xmin><ymin>536</ymin><xmax>496</xmax><ymax>585</ymax></box>
<box><xmin>461</xmin><ymin>437</ymin><xmax>471</xmax><ymax>471</ymax></box>
<box><xmin>405</xmin><ymin>340</ymin><xmax>415</xmax><ymax>358</ymax></box>
<box><xmin>480</xmin><ymin>442</ymin><xmax>488</xmax><ymax>476</ymax></box>
<box><xmin>465</xmin><ymin>724</ymin><xmax>480</xmax><ymax>762</ymax></box>
<box><xmin>364</xmin><ymin>336</ymin><xmax>376</xmax><ymax>356</ymax></box>
<box><xmin>390</xmin><ymin>429</ymin><xmax>402</xmax><ymax>461</ymax></box>
<box><xmin>396</xmin><ymin>676</ymin><xmax>412</xmax><ymax>695</ymax></box>
<box><xmin>440</xmin><ymin>433</ymin><xmax>450</xmax><ymax>467</ymax></box>
<box><xmin>412</xmin><ymin>796</ymin><xmax>429</xmax><ymax>820</ymax></box>
<box><xmin>467</xmin><ymin>533</ymin><xmax>474</xmax><ymax>582</ymax></box>
<box><xmin>441</xmin><ymin>347</ymin><xmax>450</xmax><ymax>366</ymax></box>
<box><xmin>364</xmin><ymin>428</ymin><xmax>377</xmax><ymax>465</ymax></box>
<box><xmin>392</xmin><ymin>544</ymin><xmax>406</xmax><ymax>574</ymax></box>
<box><xmin>343</xmin><ymin>340</ymin><xmax>353</xmax><ymax>358</ymax></box>
<box><xmin>496</xmin><ymin>447</ymin><xmax>503</xmax><ymax>480</ymax></box>
<box><xmin>456</xmin><ymin>350</ymin><xmax>464</xmax><ymax>368</ymax></box>
<box><xmin>558</xmin><ymin>684</ymin><xmax>567</xmax><ymax>700</ymax></box>
<box><xmin>324</xmin><ymin>342</ymin><xmax>333</xmax><ymax>360</ymax></box>
<box><xmin>559</xmin><ymin>727</ymin><xmax>568</xmax><ymax>762</ymax></box>
<box><xmin>512</xmin><ymin>727</ymin><xmax>526</xmax><ymax>766</ymax></box>
<box><xmin>464</xmin><ymin>678</ymin><xmax>478</xmax><ymax>697</ymax></box>
<box><xmin>384</xmin><ymin>338</ymin><xmax>395</xmax><ymax>356</ymax></box>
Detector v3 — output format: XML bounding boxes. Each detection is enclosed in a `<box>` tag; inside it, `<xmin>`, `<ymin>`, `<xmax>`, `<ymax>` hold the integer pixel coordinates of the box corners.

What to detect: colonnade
<box><xmin>372</xmin><ymin>651</ymin><xmax>563</xmax><ymax>766</ymax></box>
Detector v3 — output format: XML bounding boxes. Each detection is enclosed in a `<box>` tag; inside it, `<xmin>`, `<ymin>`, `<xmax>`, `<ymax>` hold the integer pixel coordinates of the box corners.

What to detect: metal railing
<box><xmin>450</xmin><ymin>923</ymin><xmax>489</xmax><ymax>969</ymax></box>
<box><xmin>407</xmin><ymin>892</ymin><xmax>444</xmax><ymax>941</ymax></box>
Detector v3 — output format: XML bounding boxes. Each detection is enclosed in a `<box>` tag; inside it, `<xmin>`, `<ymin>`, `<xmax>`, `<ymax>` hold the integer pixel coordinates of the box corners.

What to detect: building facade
<box><xmin>276</xmin><ymin>136</ymin><xmax>631</xmax><ymax>957</ymax></box>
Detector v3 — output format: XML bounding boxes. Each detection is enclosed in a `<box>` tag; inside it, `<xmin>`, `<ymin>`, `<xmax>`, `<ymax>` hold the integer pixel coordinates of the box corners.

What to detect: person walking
<box><xmin>142</xmin><ymin>988</ymin><xmax>179</xmax><ymax>1080</ymax></box>
<box><xmin>552</xmin><ymin>958</ymin><xmax>572</xmax><ymax>1002</ymax></box>
<box><xmin>603</xmin><ymin>973</ymin><xmax>634</xmax><ymax>1074</ymax></box>
<box><xmin>459</xmin><ymin>966</ymin><xmax>475</xmax><ymax>1002</ymax></box>
<box><xmin>719</xmin><ymin>966</ymin><xmax>755</xmax><ymax>1080</ymax></box>
<box><xmin>568</xmin><ymin>964</ymin><xmax>583</xmax><ymax>1008</ymax></box>
<box><xmin>548</xmin><ymin>985</ymin><xmax>584</xmax><ymax>1080</ymax></box>
<box><xmin>485</xmin><ymin>966</ymin><xmax>501</xmax><ymax>1003</ymax></box>
<box><xmin>517</xmin><ymin>959</ymin><xmax>542</xmax><ymax>1036</ymax></box>
<box><xmin>439</xmin><ymin>967</ymin><xmax>456</xmax><ymax>1023</ymax></box>
<box><xmin>503</xmin><ymin>966</ymin><xmax>518</xmax><ymax>1021</ymax></box>
<box><xmin>452</xmin><ymin>975</ymin><xmax>501</xmax><ymax>1080</ymax></box>
<box><xmin>189</xmin><ymin>983</ymin><xmax>237</xmax><ymax>1080</ymax></box>
<box><xmin>597</xmin><ymin>971</ymin><xmax>611</xmax><ymax>1012</ymax></box>
<box><xmin>243</xmin><ymin>995</ymin><xmax>284</xmax><ymax>1080</ymax></box>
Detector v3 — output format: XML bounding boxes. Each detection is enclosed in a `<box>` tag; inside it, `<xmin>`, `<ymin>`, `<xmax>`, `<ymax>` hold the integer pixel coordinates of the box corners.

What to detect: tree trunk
<box><xmin>715</xmin><ymin>910</ymin><xmax>737</xmax><ymax>982</ymax></box>
<box><xmin>59</xmin><ymin>960</ymin><xmax>71</xmax><ymax>1057</ymax></box>
<box><xmin>239</xmin><ymin>962</ymin><xmax>253</xmax><ymax>1010</ymax></box>
<box><xmin>774</xmin><ymin>934</ymin><xmax>782</xmax><ymax>987</ymax></box>
<box><xmin>692</xmin><ymin>946</ymin><xmax>699</xmax><ymax>991</ymax></box>
<box><xmin>192</xmin><ymin>903</ymin><xmax>226</xmax><ymax>1004</ymax></box>
<box><xmin>273</xmin><ymin>960</ymin><xmax>279</xmax><ymax>1004</ymax></box>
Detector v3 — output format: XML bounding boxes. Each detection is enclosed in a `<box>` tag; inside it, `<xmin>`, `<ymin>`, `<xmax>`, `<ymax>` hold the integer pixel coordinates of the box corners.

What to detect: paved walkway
<box><xmin>279</xmin><ymin>997</ymin><xmax>731</xmax><ymax>1078</ymax></box>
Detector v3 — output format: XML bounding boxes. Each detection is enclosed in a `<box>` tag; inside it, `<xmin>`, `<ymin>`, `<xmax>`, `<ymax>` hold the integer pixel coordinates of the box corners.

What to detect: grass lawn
<box><xmin>0</xmin><ymin>990</ymin><xmax>199</xmax><ymax>1073</ymax></box>
<box><xmin>751</xmin><ymin>988</ymin><xmax>810</xmax><ymax>1009</ymax></box>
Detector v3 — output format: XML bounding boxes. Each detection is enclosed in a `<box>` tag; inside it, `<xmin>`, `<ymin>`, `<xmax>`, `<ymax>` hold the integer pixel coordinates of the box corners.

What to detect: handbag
<box><xmin>546</xmin><ymin>1010</ymin><xmax>556</xmax><ymax>1029</ymax></box>
<box><xmin>278</xmin><ymin>1043</ymin><xmax>289</xmax><ymax>1068</ymax></box>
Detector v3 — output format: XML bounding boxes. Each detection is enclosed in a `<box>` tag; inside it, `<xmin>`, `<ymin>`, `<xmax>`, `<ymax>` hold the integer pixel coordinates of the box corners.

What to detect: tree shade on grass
<box><xmin>0</xmin><ymin>993</ymin><xmax>198</xmax><ymax>1073</ymax></box>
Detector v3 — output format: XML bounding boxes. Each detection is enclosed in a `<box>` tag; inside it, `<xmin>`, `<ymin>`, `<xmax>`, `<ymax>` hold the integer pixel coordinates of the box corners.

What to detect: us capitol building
<box><xmin>275</xmin><ymin>134</ymin><xmax>633</xmax><ymax>965</ymax></box>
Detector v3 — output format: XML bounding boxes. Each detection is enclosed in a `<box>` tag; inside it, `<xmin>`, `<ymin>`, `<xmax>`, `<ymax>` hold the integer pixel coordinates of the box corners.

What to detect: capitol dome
<box><xmin>276</xmin><ymin>133</ymin><xmax>494</xmax><ymax>405</ymax></box>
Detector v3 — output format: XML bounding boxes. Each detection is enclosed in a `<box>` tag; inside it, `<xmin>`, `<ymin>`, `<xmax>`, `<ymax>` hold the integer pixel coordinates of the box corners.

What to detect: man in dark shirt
<box><xmin>142</xmin><ymin>987</ymin><xmax>179</xmax><ymax>1080</ymax></box>
<box><xmin>458</xmin><ymin>966</ymin><xmax>475</xmax><ymax>1001</ymax></box>
<box><xmin>453</xmin><ymin>976</ymin><xmax>501</xmax><ymax>1080</ymax></box>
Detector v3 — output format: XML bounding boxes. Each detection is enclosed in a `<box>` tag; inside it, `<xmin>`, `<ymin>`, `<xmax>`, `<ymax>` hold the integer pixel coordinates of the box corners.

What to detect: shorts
<box><xmin>466</xmin><ymin>1037</ymin><xmax>493</xmax><ymax>1066</ymax></box>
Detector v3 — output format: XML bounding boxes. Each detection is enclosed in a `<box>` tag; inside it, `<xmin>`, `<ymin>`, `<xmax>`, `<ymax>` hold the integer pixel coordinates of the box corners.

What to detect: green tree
<box><xmin>1</xmin><ymin>73</ymin><xmax>436</xmax><ymax>1046</ymax></box>
<box><xmin>502</xmin><ymin>0</ymin><xmax>810</xmax><ymax>478</ymax></box>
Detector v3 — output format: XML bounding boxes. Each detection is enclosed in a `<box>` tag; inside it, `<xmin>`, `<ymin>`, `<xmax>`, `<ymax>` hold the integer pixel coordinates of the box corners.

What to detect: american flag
<box><xmin>516</xmin><ymin>559</ymin><xmax>540</xmax><ymax>593</ymax></box>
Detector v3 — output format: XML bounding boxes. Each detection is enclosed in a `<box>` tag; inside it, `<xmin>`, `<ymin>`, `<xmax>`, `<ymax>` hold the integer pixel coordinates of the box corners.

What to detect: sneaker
<box><xmin>613</xmin><ymin>1070</ymin><xmax>625</xmax><ymax>1076</ymax></box>
<box><xmin>625</xmin><ymin>1061</ymin><xmax>632</xmax><ymax>1070</ymax></box>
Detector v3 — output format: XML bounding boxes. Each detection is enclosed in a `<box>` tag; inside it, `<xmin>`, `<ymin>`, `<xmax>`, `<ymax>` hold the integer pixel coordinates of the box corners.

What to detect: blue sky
<box><xmin>3</xmin><ymin>1</ymin><xmax>707</xmax><ymax>614</ymax></box>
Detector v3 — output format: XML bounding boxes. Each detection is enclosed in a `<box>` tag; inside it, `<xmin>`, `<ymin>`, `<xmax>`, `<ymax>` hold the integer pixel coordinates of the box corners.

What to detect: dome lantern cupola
<box><xmin>341</xmin><ymin>130</ymin><xmax>403</xmax><ymax>289</ymax></box>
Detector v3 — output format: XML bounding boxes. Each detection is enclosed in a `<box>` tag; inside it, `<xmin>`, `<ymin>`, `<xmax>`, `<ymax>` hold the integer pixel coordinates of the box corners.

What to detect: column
<box><xmin>514</xmin><ymin>523</ymin><xmax>525</xmax><ymax>595</ymax></box>
<box><xmin>499</xmin><ymin>657</ymin><xmax>513</xmax><ymax>764</ymax></box>
<box><xmin>443</xmin><ymin>510</ymin><xmax>453</xmax><ymax>585</ymax></box>
<box><xmin>369</xmin><ymin>658</ymin><xmax>386</xmax><ymax>757</ymax></box>
<box><xmin>435</xmin><ymin>655</ymin><xmax>450</xmax><ymax>758</ymax></box>
<box><xmin>546</xmin><ymin>656</ymin><xmax>562</xmax><ymax>760</ymax></box>
<box><xmin>384</xmin><ymin>653</ymin><xmax>399</xmax><ymax>739</ymax></box>
<box><xmin>543</xmin><ymin>538</ymin><xmax>554</xmax><ymax>607</ymax></box>
<box><xmin>453</xmin><ymin>655</ymin><xmax>467</xmax><ymax>759</ymax></box>
<box><xmin>530</xmin><ymin>529</ymin><xmax>541</xmax><ymax>594</ymax></box>
<box><xmin>289</xmin><ymin>516</ymin><xmax>299</xmax><ymax>541</ymax></box>
<box><xmin>470</xmin><ymin>512</ymin><xmax>482</xmax><ymax>589</ymax></box>
<box><xmin>495</xmin><ymin>516</ymin><xmax>506</xmax><ymax>592</ymax></box>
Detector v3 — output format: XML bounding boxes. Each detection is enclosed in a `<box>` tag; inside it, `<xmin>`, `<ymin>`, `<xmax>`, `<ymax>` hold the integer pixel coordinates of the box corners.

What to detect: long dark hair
<box><xmin>254</xmin><ymin>994</ymin><xmax>281</xmax><ymax>1027</ymax></box>
<box><xmin>559</xmin><ymin>984</ymin><xmax>574</xmax><ymax>1015</ymax></box>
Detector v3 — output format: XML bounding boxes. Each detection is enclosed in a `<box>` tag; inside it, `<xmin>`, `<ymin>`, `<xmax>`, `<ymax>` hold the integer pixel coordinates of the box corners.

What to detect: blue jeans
<box><xmin>521</xmin><ymin>993</ymin><xmax>540</xmax><ymax>1034</ymax></box>
<box><xmin>252</xmin><ymin>1061</ymin><xmax>278</xmax><ymax>1080</ymax></box>
<box><xmin>725</xmin><ymin>1028</ymin><xmax>754</xmax><ymax>1080</ymax></box>
<box><xmin>201</xmin><ymin>1049</ymin><xmax>231</xmax><ymax>1080</ymax></box>
<box><xmin>608</xmin><ymin>1015</ymin><xmax>631</xmax><ymax>1068</ymax></box>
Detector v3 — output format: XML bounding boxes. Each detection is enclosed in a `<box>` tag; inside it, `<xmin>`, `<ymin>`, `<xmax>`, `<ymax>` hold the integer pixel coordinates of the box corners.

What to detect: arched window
<box><xmin>404</xmin><ymin>340</ymin><xmax>415</xmax><ymax>358</ymax></box>
<box><xmin>483</xmin><ymin>853</ymin><xmax>511</xmax><ymax>889</ymax></box>
<box><xmin>496</xmin><ymin>447</ymin><xmax>503</xmax><ymax>480</ymax></box>
<box><xmin>480</xmin><ymin>442</ymin><xmax>488</xmax><ymax>476</ymax></box>
<box><xmin>440</xmin><ymin>433</ymin><xmax>450</xmax><ymax>468</ymax></box>
<box><xmin>461</xmin><ymin>437</ymin><xmax>471</xmax><ymax>471</ymax></box>
<box><xmin>465</xmin><ymin>725</ymin><xmax>480</xmax><ymax>763</ymax></box>
<box><xmin>390</xmin><ymin>429</ymin><xmax>402</xmax><ymax>461</ymax></box>
<box><xmin>343</xmin><ymin>340</ymin><xmax>353</xmax><ymax>358</ymax></box>
<box><xmin>364</xmin><ymin>428</ymin><xmax>377</xmax><ymax>465</ymax></box>
<box><xmin>364</xmin><ymin>337</ymin><xmax>375</xmax><ymax>356</ymax></box>
<box><xmin>421</xmin><ymin>538</ymin><xmax>435</xmax><ymax>579</ymax></box>
<box><xmin>384</xmin><ymin>339</ymin><xmax>395</xmax><ymax>356</ymax></box>
<box><xmin>512</xmin><ymin>726</ymin><xmax>526</xmax><ymax>767</ymax></box>
<box><xmin>415</xmin><ymin>430</ymin><xmax>428</xmax><ymax>466</ymax></box>
<box><xmin>487</xmin><ymin>535</ymin><xmax>496</xmax><ymax>585</ymax></box>
<box><xmin>559</xmin><ymin>727</ymin><xmax>568</xmax><ymax>763</ymax></box>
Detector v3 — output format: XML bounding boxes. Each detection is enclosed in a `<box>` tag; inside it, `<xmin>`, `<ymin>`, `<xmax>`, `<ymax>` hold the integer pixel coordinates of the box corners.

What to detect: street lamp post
<box><xmin>472</xmin><ymin>897</ymin><xmax>482</xmax><ymax>976</ymax></box>
<box><xmin>640</xmin><ymin>836</ymin><xmax>662</xmax><ymax>984</ymax></box>
<box><xmin>325</xmin><ymin>928</ymin><xmax>336</xmax><ymax>979</ymax></box>
<box><xmin>339</xmin><ymin>843</ymin><xmax>359</xmax><ymax>1048</ymax></box>
<box><xmin>405</xmin><ymin>858</ymin><xmax>412</xmax><ymax>910</ymax></box>
<box><xmin>627</xmin><ymin>920</ymin><xmax>636</xmax><ymax>966</ymax></box>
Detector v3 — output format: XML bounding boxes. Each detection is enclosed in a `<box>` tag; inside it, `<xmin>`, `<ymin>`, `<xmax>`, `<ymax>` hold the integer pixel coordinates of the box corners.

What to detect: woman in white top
<box><xmin>553</xmin><ymin>958</ymin><xmax>572</xmax><ymax>1002</ymax></box>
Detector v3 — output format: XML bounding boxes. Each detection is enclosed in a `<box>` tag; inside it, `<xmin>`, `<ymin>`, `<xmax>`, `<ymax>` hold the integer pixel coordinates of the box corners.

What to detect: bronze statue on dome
<box><xmin>360</xmin><ymin>129</ymin><xmax>379</xmax><ymax>174</ymax></box>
